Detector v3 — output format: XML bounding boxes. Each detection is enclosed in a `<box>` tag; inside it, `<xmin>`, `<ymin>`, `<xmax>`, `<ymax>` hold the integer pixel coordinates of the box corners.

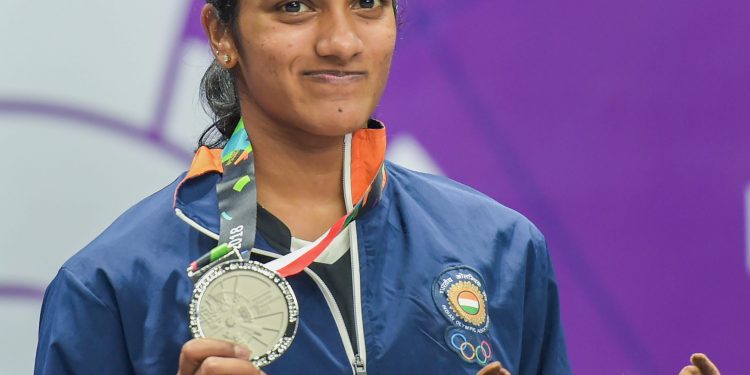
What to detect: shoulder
<box><xmin>381</xmin><ymin>162</ymin><xmax>550</xmax><ymax>274</ymax></box>
<box><xmin>57</xmin><ymin>174</ymin><xmax>194</xmax><ymax>304</ymax></box>
<box><xmin>384</xmin><ymin>161</ymin><xmax>546</xmax><ymax>244</ymax></box>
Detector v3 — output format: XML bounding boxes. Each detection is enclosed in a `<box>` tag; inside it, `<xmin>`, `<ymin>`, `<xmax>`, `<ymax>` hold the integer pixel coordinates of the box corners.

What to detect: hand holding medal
<box><xmin>185</xmin><ymin>121</ymin><xmax>386</xmax><ymax>369</ymax></box>
<box><xmin>178</xmin><ymin>338</ymin><xmax>266</xmax><ymax>375</ymax></box>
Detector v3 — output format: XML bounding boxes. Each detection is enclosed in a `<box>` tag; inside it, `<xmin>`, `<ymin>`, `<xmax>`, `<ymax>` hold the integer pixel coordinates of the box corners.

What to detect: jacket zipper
<box><xmin>343</xmin><ymin>134</ymin><xmax>368</xmax><ymax>374</ymax></box>
<box><xmin>354</xmin><ymin>355</ymin><xmax>366</xmax><ymax>374</ymax></box>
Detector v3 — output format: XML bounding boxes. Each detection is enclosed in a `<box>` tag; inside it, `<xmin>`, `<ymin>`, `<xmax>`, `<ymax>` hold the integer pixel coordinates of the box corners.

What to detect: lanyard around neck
<box><xmin>188</xmin><ymin>119</ymin><xmax>386</xmax><ymax>280</ymax></box>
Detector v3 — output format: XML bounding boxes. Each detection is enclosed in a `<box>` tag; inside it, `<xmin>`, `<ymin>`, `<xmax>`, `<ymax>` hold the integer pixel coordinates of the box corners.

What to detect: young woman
<box><xmin>35</xmin><ymin>1</ymin><xmax>569</xmax><ymax>374</ymax></box>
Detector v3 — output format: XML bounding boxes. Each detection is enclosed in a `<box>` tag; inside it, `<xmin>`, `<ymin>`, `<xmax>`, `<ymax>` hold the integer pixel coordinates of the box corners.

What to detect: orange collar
<box><xmin>175</xmin><ymin>126</ymin><xmax>387</xmax><ymax>206</ymax></box>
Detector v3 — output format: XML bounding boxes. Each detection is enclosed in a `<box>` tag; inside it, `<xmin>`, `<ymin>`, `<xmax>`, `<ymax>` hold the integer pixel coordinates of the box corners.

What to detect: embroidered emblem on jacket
<box><xmin>433</xmin><ymin>266</ymin><xmax>494</xmax><ymax>365</ymax></box>
<box><xmin>446</xmin><ymin>281</ymin><xmax>487</xmax><ymax>327</ymax></box>
<box><xmin>432</xmin><ymin>266</ymin><xmax>490</xmax><ymax>334</ymax></box>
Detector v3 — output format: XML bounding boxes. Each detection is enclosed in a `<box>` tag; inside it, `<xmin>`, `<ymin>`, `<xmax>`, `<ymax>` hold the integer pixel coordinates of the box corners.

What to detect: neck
<box><xmin>241</xmin><ymin>115</ymin><xmax>349</xmax><ymax>241</ymax></box>
<box><xmin>251</xmin><ymin>123</ymin><xmax>345</xmax><ymax>206</ymax></box>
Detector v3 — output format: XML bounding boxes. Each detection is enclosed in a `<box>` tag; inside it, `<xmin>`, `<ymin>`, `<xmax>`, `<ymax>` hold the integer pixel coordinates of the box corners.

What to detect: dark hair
<box><xmin>198</xmin><ymin>0</ymin><xmax>241</xmax><ymax>148</ymax></box>
<box><xmin>197</xmin><ymin>0</ymin><xmax>400</xmax><ymax>148</ymax></box>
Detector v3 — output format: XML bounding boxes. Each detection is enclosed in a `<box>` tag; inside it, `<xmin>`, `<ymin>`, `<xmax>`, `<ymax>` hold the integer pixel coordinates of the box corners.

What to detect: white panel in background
<box><xmin>0</xmin><ymin>116</ymin><xmax>186</xmax><ymax>286</ymax></box>
<box><xmin>163</xmin><ymin>40</ymin><xmax>215</xmax><ymax>151</ymax></box>
<box><xmin>0</xmin><ymin>0</ymin><xmax>189</xmax><ymax>127</ymax></box>
<box><xmin>0</xmin><ymin>115</ymin><xmax>187</xmax><ymax>375</ymax></box>
<box><xmin>0</xmin><ymin>302</ymin><xmax>42</xmax><ymax>375</ymax></box>
<box><xmin>387</xmin><ymin>134</ymin><xmax>444</xmax><ymax>175</ymax></box>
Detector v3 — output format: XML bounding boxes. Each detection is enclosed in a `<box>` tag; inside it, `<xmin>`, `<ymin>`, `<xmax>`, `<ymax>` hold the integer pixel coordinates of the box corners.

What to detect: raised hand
<box><xmin>678</xmin><ymin>353</ymin><xmax>720</xmax><ymax>375</ymax></box>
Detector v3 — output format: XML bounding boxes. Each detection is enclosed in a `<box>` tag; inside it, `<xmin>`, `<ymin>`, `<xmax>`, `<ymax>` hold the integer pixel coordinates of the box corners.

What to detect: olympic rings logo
<box><xmin>449</xmin><ymin>332</ymin><xmax>493</xmax><ymax>365</ymax></box>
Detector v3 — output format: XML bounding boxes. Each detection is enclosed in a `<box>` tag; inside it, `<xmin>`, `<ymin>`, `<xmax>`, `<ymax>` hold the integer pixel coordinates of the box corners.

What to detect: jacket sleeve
<box><xmin>520</xmin><ymin>232</ymin><xmax>572</xmax><ymax>374</ymax></box>
<box><xmin>537</xmin><ymin>254</ymin><xmax>571</xmax><ymax>374</ymax></box>
<box><xmin>35</xmin><ymin>267</ymin><xmax>134</xmax><ymax>375</ymax></box>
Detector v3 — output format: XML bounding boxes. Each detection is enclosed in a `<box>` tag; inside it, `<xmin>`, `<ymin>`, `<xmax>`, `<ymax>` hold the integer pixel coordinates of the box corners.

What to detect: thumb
<box><xmin>476</xmin><ymin>361</ymin><xmax>511</xmax><ymax>375</ymax></box>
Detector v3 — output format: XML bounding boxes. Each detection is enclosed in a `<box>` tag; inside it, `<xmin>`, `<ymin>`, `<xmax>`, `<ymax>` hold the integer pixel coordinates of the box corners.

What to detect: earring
<box><xmin>223</xmin><ymin>55</ymin><xmax>231</xmax><ymax>63</ymax></box>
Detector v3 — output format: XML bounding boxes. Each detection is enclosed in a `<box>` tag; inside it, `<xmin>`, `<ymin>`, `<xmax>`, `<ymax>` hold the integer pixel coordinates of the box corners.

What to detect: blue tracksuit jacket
<box><xmin>35</xmin><ymin>126</ymin><xmax>571</xmax><ymax>374</ymax></box>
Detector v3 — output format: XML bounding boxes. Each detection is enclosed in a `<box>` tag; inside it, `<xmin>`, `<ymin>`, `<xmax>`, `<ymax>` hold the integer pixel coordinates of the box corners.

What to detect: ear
<box><xmin>201</xmin><ymin>4</ymin><xmax>239</xmax><ymax>68</ymax></box>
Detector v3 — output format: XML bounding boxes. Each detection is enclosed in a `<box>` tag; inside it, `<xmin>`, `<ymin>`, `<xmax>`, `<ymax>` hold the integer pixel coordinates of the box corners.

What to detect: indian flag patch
<box><xmin>457</xmin><ymin>291</ymin><xmax>480</xmax><ymax>315</ymax></box>
<box><xmin>446</xmin><ymin>281</ymin><xmax>487</xmax><ymax>327</ymax></box>
<box><xmin>432</xmin><ymin>266</ymin><xmax>490</xmax><ymax>333</ymax></box>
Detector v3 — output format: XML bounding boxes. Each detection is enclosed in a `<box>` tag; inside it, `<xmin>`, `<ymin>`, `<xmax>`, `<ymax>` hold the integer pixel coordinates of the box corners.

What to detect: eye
<box><xmin>353</xmin><ymin>0</ymin><xmax>382</xmax><ymax>9</ymax></box>
<box><xmin>280</xmin><ymin>1</ymin><xmax>312</xmax><ymax>13</ymax></box>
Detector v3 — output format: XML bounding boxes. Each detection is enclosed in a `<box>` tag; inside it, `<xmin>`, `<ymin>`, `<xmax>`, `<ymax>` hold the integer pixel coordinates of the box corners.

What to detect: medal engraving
<box><xmin>190</xmin><ymin>260</ymin><xmax>298</xmax><ymax>367</ymax></box>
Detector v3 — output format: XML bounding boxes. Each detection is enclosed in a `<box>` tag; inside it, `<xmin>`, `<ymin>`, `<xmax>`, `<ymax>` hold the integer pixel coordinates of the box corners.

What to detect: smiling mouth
<box><xmin>303</xmin><ymin>70</ymin><xmax>367</xmax><ymax>84</ymax></box>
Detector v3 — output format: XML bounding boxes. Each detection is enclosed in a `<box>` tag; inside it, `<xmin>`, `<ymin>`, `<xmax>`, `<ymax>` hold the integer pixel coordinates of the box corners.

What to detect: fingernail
<box><xmin>234</xmin><ymin>345</ymin><xmax>251</xmax><ymax>359</ymax></box>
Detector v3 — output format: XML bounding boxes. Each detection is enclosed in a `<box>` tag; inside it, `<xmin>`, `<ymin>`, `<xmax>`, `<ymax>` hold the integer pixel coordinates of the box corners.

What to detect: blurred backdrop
<box><xmin>1</xmin><ymin>0</ymin><xmax>748</xmax><ymax>373</ymax></box>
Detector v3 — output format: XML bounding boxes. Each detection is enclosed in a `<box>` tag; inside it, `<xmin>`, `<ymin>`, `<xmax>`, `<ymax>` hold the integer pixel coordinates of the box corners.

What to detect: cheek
<box><xmin>380</xmin><ymin>50</ymin><xmax>394</xmax><ymax>69</ymax></box>
<box><xmin>371</xmin><ymin>29</ymin><xmax>396</xmax><ymax>63</ymax></box>
<box><xmin>257</xmin><ymin>40</ymin><xmax>280</xmax><ymax>77</ymax></box>
<box><xmin>243</xmin><ymin>24</ymin><xmax>294</xmax><ymax>74</ymax></box>
<box><xmin>372</xmin><ymin>35</ymin><xmax>396</xmax><ymax>86</ymax></box>
<box><xmin>246</xmin><ymin>40</ymin><xmax>288</xmax><ymax>84</ymax></box>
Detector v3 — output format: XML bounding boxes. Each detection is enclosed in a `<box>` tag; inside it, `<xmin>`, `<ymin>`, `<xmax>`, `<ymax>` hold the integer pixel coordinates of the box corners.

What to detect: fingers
<box><xmin>194</xmin><ymin>356</ymin><xmax>261</xmax><ymax>375</ymax></box>
<box><xmin>476</xmin><ymin>361</ymin><xmax>512</xmax><ymax>375</ymax></box>
<box><xmin>178</xmin><ymin>338</ymin><xmax>252</xmax><ymax>375</ymax></box>
<box><xmin>477</xmin><ymin>362</ymin><xmax>501</xmax><ymax>375</ymax></box>
<box><xmin>691</xmin><ymin>353</ymin><xmax>720</xmax><ymax>375</ymax></box>
<box><xmin>678</xmin><ymin>354</ymin><xmax>720</xmax><ymax>375</ymax></box>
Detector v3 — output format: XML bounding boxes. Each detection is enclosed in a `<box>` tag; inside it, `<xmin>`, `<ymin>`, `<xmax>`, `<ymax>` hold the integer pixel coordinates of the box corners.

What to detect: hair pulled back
<box><xmin>198</xmin><ymin>0</ymin><xmax>400</xmax><ymax>148</ymax></box>
<box><xmin>198</xmin><ymin>0</ymin><xmax>241</xmax><ymax>148</ymax></box>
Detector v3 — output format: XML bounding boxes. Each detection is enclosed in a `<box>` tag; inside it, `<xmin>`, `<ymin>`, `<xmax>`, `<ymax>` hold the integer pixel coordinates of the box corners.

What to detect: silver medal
<box><xmin>189</xmin><ymin>260</ymin><xmax>299</xmax><ymax>367</ymax></box>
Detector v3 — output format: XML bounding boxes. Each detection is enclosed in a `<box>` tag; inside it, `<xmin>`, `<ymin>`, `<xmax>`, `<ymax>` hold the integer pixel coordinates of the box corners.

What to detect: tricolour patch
<box><xmin>432</xmin><ymin>266</ymin><xmax>490</xmax><ymax>334</ymax></box>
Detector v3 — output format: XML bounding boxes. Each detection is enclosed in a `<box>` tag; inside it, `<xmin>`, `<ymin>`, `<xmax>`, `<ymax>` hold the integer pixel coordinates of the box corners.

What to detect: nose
<box><xmin>314</xmin><ymin>9</ymin><xmax>364</xmax><ymax>64</ymax></box>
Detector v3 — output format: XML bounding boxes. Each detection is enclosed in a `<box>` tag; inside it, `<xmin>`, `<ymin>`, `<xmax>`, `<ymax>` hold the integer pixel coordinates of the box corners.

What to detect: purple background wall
<box><xmin>132</xmin><ymin>0</ymin><xmax>750</xmax><ymax>372</ymax></box>
<box><xmin>373</xmin><ymin>0</ymin><xmax>750</xmax><ymax>373</ymax></box>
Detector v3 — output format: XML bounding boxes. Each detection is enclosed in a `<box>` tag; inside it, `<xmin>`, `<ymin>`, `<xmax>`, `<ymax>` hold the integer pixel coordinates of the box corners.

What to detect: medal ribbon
<box><xmin>188</xmin><ymin>119</ymin><xmax>386</xmax><ymax>279</ymax></box>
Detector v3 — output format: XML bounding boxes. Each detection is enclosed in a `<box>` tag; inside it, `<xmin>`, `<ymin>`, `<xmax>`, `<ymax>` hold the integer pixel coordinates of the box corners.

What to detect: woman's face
<box><xmin>227</xmin><ymin>0</ymin><xmax>397</xmax><ymax>137</ymax></box>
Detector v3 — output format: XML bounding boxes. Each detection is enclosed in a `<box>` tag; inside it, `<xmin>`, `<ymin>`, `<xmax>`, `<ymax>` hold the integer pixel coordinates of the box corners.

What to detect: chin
<box><xmin>301</xmin><ymin>103</ymin><xmax>373</xmax><ymax>137</ymax></box>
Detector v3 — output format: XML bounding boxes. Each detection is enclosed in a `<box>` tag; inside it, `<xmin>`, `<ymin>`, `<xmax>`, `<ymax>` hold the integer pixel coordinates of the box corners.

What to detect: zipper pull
<box><xmin>354</xmin><ymin>354</ymin><xmax>367</xmax><ymax>375</ymax></box>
